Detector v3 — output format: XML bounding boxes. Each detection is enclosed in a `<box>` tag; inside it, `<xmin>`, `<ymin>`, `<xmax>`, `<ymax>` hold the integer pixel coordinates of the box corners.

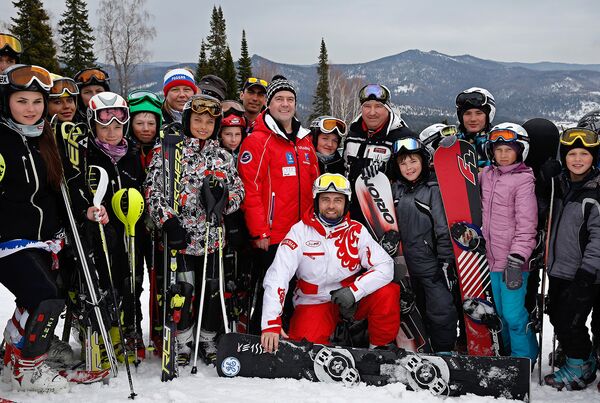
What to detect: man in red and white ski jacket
<box><xmin>261</xmin><ymin>207</ymin><xmax>400</xmax><ymax>349</ymax></box>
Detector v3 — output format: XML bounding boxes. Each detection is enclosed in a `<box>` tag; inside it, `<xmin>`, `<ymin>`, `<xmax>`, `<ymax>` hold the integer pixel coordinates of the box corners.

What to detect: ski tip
<box><xmin>438</xmin><ymin>135</ymin><xmax>458</xmax><ymax>148</ymax></box>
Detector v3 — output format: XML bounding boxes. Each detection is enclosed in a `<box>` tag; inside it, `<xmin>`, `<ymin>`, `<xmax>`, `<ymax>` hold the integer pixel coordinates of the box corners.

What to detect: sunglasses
<box><xmin>127</xmin><ymin>90</ymin><xmax>162</xmax><ymax>107</ymax></box>
<box><xmin>94</xmin><ymin>107</ymin><xmax>130</xmax><ymax>126</ymax></box>
<box><xmin>50</xmin><ymin>78</ymin><xmax>79</xmax><ymax>97</ymax></box>
<box><xmin>359</xmin><ymin>84</ymin><xmax>390</xmax><ymax>104</ymax></box>
<box><xmin>0</xmin><ymin>65</ymin><xmax>52</xmax><ymax>91</ymax></box>
<box><xmin>244</xmin><ymin>77</ymin><xmax>268</xmax><ymax>88</ymax></box>
<box><xmin>488</xmin><ymin>129</ymin><xmax>519</xmax><ymax>143</ymax></box>
<box><xmin>560</xmin><ymin>128</ymin><xmax>600</xmax><ymax>147</ymax></box>
<box><xmin>0</xmin><ymin>33</ymin><xmax>22</xmax><ymax>54</ymax></box>
<box><xmin>392</xmin><ymin>137</ymin><xmax>421</xmax><ymax>154</ymax></box>
<box><xmin>189</xmin><ymin>96</ymin><xmax>221</xmax><ymax>117</ymax></box>
<box><xmin>312</xmin><ymin>117</ymin><xmax>346</xmax><ymax>136</ymax></box>
<box><xmin>75</xmin><ymin>68</ymin><xmax>109</xmax><ymax>85</ymax></box>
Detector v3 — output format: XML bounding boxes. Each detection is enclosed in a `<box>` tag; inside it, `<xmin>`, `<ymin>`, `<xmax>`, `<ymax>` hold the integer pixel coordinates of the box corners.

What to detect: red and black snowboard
<box><xmin>433</xmin><ymin>136</ymin><xmax>502</xmax><ymax>357</ymax></box>
<box><xmin>355</xmin><ymin>172</ymin><xmax>432</xmax><ymax>353</ymax></box>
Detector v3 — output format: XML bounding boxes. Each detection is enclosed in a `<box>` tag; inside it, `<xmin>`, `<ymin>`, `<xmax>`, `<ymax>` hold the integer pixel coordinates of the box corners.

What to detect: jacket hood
<box><xmin>350</xmin><ymin>104</ymin><xmax>407</xmax><ymax>136</ymax></box>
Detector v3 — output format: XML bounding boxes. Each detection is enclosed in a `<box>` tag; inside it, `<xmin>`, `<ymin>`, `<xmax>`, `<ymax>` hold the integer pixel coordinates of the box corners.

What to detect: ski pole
<box><xmin>112</xmin><ymin>188</ymin><xmax>145</xmax><ymax>368</ymax></box>
<box><xmin>191</xmin><ymin>222</ymin><xmax>211</xmax><ymax>374</ymax></box>
<box><xmin>218</xmin><ymin>226</ymin><xmax>230</xmax><ymax>334</ymax></box>
<box><xmin>89</xmin><ymin>166</ymin><xmax>137</xmax><ymax>399</ymax></box>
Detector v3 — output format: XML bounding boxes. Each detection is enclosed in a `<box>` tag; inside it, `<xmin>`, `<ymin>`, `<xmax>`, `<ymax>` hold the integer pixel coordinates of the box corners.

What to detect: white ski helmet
<box><xmin>485</xmin><ymin>122</ymin><xmax>530</xmax><ymax>162</ymax></box>
<box><xmin>86</xmin><ymin>91</ymin><xmax>130</xmax><ymax>135</ymax></box>
<box><xmin>419</xmin><ymin>123</ymin><xmax>458</xmax><ymax>155</ymax></box>
<box><xmin>456</xmin><ymin>87</ymin><xmax>496</xmax><ymax>128</ymax></box>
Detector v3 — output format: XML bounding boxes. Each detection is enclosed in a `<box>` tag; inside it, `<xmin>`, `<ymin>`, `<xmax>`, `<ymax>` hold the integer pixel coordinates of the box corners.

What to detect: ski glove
<box><xmin>563</xmin><ymin>269</ymin><xmax>596</xmax><ymax>308</ymax></box>
<box><xmin>162</xmin><ymin>217</ymin><xmax>188</xmax><ymax>249</ymax></box>
<box><xmin>330</xmin><ymin>287</ymin><xmax>357</xmax><ymax>320</ymax></box>
<box><xmin>361</xmin><ymin>162</ymin><xmax>381</xmax><ymax>180</ymax></box>
<box><xmin>201</xmin><ymin>175</ymin><xmax>229</xmax><ymax>223</ymax></box>
<box><xmin>380</xmin><ymin>230</ymin><xmax>400</xmax><ymax>257</ymax></box>
<box><xmin>540</xmin><ymin>159</ymin><xmax>562</xmax><ymax>183</ymax></box>
<box><xmin>504</xmin><ymin>254</ymin><xmax>525</xmax><ymax>290</ymax></box>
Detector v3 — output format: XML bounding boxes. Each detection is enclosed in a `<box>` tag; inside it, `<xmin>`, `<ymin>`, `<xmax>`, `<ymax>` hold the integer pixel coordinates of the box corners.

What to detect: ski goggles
<box><xmin>0</xmin><ymin>65</ymin><xmax>53</xmax><ymax>91</ymax></box>
<box><xmin>94</xmin><ymin>107</ymin><xmax>130</xmax><ymax>126</ymax></box>
<box><xmin>311</xmin><ymin>117</ymin><xmax>347</xmax><ymax>136</ymax></box>
<box><xmin>488</xmin><ymin>129</ymin><xmax>519</xmax><ymax>143</ymax></box>
<box><xmin>392</xmin><ymin>137</ymin><xmax>422</xmax><ymax>154</ymax></box>
<box><xmin>222</xmin><ymin>100</ymin><xmax>245</xmax><ymax>117</ymax></box>
<box><xmin>49</xmin><ymin>77</ymin><xmax>79</xmax><ymax>98</ymax></box>
<box><xmin>314</xmin><ymin>173</ymin><xmax>351</xmax><ymax>196</ymax></box>
<box><xmin>456</xmin><ymin>91</ymin><xmax>491</xmax><ymax>109</ymax></box>
<box><xmin>127</xmin><ymin>90</ymin><xmax>162</xmax><ymax>108</ymax></box>
<box><xmin>560</xmin><ymin>128</ymin><xmax>600</xmax><ymax>147</ymax></box>
<box><xmin>243</xmin><ymin>77</ymin><xmax>268</xmax><ymax>90</ymax></box>
<box><xmin>75</xmin><ymin>68</ymin><xmax>109</xmax><ymax>86</ymax></box>
<box><xmin>188</xmin><ymin>96</ymin><xmax>222</xmax><ymax>117</ymax></box>
<box><xmin>0</xmin><ymin>33</ymin><xmax>23</xmax><ymax>55</ymax></box>
<box><xmin>359</xmin><ymin>84</ymin><xmax>390</xmax><ymax>104</ymax></box>
<box><xmin>439</xmin><ymin>125</ymin><xmax>458</xmax><ymax>137</ymax></box>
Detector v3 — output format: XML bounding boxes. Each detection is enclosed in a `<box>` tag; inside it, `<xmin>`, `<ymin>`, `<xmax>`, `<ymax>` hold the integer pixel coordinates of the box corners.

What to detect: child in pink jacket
<box><xmin>480</xmin><ymin>122</ymin><xmax>539</xmax><ymax>362</ymax></box>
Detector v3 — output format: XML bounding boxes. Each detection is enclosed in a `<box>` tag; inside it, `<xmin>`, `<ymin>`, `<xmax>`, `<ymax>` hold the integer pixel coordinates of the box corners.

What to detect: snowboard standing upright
<box><xmin>433</xmin><ymin>136</ymin><xmax>502</xmax><ymax>357</ymax></box>
<box><xmin>216</xmin><ymin>332</ymin><xmax>530</xmax><ymax>400</ymax></box>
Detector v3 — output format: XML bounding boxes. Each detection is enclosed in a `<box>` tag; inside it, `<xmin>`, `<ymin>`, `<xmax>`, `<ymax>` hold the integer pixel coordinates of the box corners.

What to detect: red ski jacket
<box><xmin>237</xmin><ymin>111</ymin><xmax>320</xmax><ymax>245</ymax></box>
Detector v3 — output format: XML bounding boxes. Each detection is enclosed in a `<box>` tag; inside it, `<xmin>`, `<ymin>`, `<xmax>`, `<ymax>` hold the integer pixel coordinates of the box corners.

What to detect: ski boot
<box><xmin>197</xmin><ymin>329</ymin><xmax>218</xmax><ymax>366</ymax></box>
<box><xmin>124</xmin><ymin>328</ymin><xmax>145</xmax><ymax>362</ymax></box>
<box><xmin>7</xmin><ymin>342</ymin><xmax>69</xmax><ymax>392</ymax></box>
<box><xmin>544</xmin><ymin>355</ymin><xmax>597</xmax><ymax>391</ymax></box>
<box><xmin>549</xmin><ymin>343</ymin><xmax>566</xmax><ymax>368</ymax></box>
<box><xmin>175</xmin><ymin>327</ymin><xmax>194</xmax><ymax>367</ymax></box>
<box><xmin>46</xmin><ymin>335</ymin><xmax>77</xmax><ymax>369</ymax></box>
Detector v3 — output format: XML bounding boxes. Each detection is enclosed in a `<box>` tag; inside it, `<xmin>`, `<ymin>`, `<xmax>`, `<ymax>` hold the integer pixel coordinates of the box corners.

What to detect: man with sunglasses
<box><xmin>343</xmin><ymin>83</ymin><xmax>414</xmax><ymax>225</ymax></box>
<box><xmin>239</xmin><ymin>77</ymin><xmax>268</xmax><ymax>129</ymax></box>
<box><xmin>260</xmin><ymin>173</ymin><xmax>399</xmax><ymax>352</ymax></box>
<box><xmin>237</xmin><ymin>75</ymin><xmax>320</xmax><ymax>334</ymax></box>
<box><xmin>0</xmin><ymin>33</ymin><xmax>22</xmax><ymax>73</ymax></box>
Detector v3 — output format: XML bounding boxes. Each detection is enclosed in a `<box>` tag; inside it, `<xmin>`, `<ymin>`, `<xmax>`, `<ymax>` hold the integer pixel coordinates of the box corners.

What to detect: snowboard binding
<box><xmin>450</xmin><ymin>222</ymin><xmax>485</xmax><ymax>254</ymax></box>
<box><xmin>313</xmin><ymin>347</ymin><xmax>360</xmax><ymax>387</ymax></box>
<box><xmin>463</xmin><ymin>298</ymin><xmax>502</xmax><ymax>331</ymax></box>
<box><xmin>404</xmin><ymin>354</ymin><xmax>449</xmax><ymax>396</ymax></box>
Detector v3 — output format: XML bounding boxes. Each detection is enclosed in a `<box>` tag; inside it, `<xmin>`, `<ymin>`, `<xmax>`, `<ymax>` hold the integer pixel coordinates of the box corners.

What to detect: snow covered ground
<box><xmin>0</xmin><ymin>278</ymin><xmax>597</xmax><ymax>402</ymax></box>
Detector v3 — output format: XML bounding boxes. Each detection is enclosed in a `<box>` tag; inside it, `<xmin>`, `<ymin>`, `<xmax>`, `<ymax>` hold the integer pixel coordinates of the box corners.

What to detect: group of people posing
<box><xmin>0</xmin><ymin>31</ymin><xmax>599</xmax><ymax>394</ymax></box>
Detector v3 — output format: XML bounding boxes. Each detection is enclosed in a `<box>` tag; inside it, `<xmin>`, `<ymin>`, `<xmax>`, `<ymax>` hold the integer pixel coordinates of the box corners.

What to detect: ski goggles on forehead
<box><xmin>49</xmin><ymin>78</ymin><xmax>79</xmax><ymax>97</ymax></box>
<box><xmin>314</xmin><ymin>117</ymin><xmax>346</xmax><ymax>136</ymax></box>
<box><xmin>0</xmin><ymin>33</ymin><xmax>23</xmax><ymax>55</ymax></box>
<box><xmin>95</xmin><ymin>107</ymin><xmax>130</xmax><ymax>126</ymax></box>
<box><xmin>222</xmin><ymin>100</ymin><xmax>245</xmax><ymax>117</ymax></box>
<box><xmin>439</xmin><ymin>125</ymin><xmax>458</xmax><ymax>137</ymax></box>
<box><xmin>560</xmin><ymin>128</ymin><xmax>600</xmax><ymax>147</ymax></box>
<box><xmin>189</xmin><ymin>97</ymin><xmax>222</xmax><ymax>117</ymax></box>
<box><xmin>488</xmin><ymin>129</ymin><xmax>519</xmax><ymax>143</ymax></box>
<box><xmin>315</xmin><ymin>174</ymin><xmax>350</xmax><ymax>191</ymax></box>
<box><xmin>456</xmin><ymin>91</ymin><xmax>488</xmax><ymax>108</ymax></box>
<box><xmin>75</xmin><ymin>68</ymin><xmax>109</xmax><ymax>85</ymax></box>
<box><xmin>127</xmin><ymin>90</ymin><xmax>162</xmax><ymax>107</ymax></box>
<box><xmin>0</xmin><ymin>65</ymin><xmax>53</xmax><ymax>91</ymax></box>
<box><xmin>392</xmin><ymin>137</ymin><xmax>421</xmax><ymax>154</ymax></box>
<box><xmin>359</xmin><ymin>84</ymin><xmax>390</xmax><ymax>104</ymax></box>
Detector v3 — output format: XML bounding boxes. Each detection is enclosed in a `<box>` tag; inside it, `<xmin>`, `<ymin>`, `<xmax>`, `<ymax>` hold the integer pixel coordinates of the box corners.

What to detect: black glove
<box><xmin>330</xmin><ymin>287</ymin><xmax>357</xmax><ymax>320</ymax></box>
<box><xmin>162</xmin><ymin>217</ymin><xmax>188</xmax><ymax>249</ymax></box>
<box><xmin>439</xmin><ymin>259</ymin><xmax>457</xmax><ymax>292</ymax></box>
<box><xmin>201</xmin><ymin>175</ymin><xmax>229</xmax><ymax>223</ymax></box>
<box><xmin>361</xmin><ymin>163</ymin><xmax>380</xmax><ymax>180</ymax></box>
<box><xmin>563</xmin><ymin>269</ymin><xmax>596</xmax><ymax>306</ymax></box>
<box><xmin>380</xmin><ymin>230</ymin><xmax>400</xmax><ymax>257</ymax></box>
<box><xmin>503</xmin><ymin>254</ymin><xmax>525</xmax><ymax>290</ymax></box>
<box><xmin>540</xmin><ymin>159</ymin><xmax>562</xmax><ymax>183</ymax></box>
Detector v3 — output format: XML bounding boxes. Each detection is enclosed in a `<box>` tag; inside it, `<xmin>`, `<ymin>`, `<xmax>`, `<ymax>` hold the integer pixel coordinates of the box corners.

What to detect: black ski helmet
<box><xmin>0</xmin><ymin>64</ymin><xmax>52</xmax><ymax>122</ymax></box>
<box><xmin>389</xmin><ymin>137</ymin><xmax>431</xmax><ymax>182</ymax></box>
<box><xmin>181</xmin><ymin>94</ymin><xmax>222</xmax><ymax>139</ymax></box>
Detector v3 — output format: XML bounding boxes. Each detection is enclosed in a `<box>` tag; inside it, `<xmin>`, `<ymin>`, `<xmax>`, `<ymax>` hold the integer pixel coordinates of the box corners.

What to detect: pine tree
<box><xmin>237</xmin><ymin>30</ymin><xmax>252</xmax><ymax>89</ymax></box>
<box><xmin>58</xmin><ymin>0</ymin><xmax>97</xmax><ymax>77</ymax></box>
<box><xmin>205</xmin><ymin>5</ymin><xmax>227</xmax><ymax>75</ymax></box>
<box><xmin>195</xmin><ymin>40</ymin><xmax>211</xmax><ymax>81</ymax></box>
<box><xmin>222</xmin><ymin>46</ymin><xmax>238</xmax><ymax>99</ymax></box>
<box><xmin>310</xmin><ymin>38</ymin><xmax>331</xmax><ymax>121</ymax></box>
<box><xmin>11</xmin><ymin>0</ymin><xmax>59</xmax><ymax>72</ymax></box>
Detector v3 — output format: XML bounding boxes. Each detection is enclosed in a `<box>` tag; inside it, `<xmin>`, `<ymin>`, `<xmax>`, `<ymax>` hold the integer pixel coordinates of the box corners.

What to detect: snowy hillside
<box><xmin>0</xmin><ymin>279</ymin><xmax>596</xmax><ymax>402</ymax></box>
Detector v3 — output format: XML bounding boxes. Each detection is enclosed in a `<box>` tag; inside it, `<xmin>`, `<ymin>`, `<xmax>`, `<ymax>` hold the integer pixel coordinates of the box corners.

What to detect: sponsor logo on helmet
<box><xmin>281</xmin><ymin>238</ymin><xmax>298</xmax><ymax>250</ymax></box>
<box><xmin>240</xmin><ymin>151</ymin><xmax>252</xmax><ymax>164</ymax></box>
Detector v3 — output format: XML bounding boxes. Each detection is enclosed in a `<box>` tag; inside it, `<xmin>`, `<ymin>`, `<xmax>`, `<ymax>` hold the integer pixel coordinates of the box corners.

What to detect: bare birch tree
<box><xmin>328</xmin><ymin>67</ymin><xmax>365</xmax><ymax>125</ymax></box>
<box><xmin>97</xmin><ymin>0</ymin><xmax>156</xmax><ymax>95</ymax></box>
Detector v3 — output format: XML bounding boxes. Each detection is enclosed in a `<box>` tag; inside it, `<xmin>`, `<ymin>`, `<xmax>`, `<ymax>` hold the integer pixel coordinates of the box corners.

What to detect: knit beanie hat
<box><xmin>163</xmin><ymin>68</ymin><xmax>197</xmax><ymax>96</ymax></box>
<box><xmin>266</xmin><ymin>75</ymin><xmax>297</xmax><ymax>106</ymax></box>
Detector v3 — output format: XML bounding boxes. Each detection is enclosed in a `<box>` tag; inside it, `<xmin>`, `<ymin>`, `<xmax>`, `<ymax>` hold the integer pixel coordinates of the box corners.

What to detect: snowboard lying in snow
<box><xmin>216</xmin><ymin>332</ymin><xmax>530</xmax><ymax>400</ymax></box>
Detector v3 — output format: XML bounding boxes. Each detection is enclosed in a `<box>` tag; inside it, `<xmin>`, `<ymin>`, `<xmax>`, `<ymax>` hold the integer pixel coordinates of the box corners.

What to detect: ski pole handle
<box><xmin>112</xmin><ymin>188</ymin><xmax>145</xmax><ymax>237</ymax></box>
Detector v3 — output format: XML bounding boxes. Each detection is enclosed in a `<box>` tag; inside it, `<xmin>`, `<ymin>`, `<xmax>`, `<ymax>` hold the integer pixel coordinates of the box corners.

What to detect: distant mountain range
<box><xmin>110</xmin><ymin>50</ymin><xmax>600</xmax><ymax>132</ymax></box>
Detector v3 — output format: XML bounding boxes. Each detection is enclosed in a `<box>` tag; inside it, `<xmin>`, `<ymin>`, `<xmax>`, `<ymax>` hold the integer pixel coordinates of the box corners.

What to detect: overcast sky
<box><xmin>2</xmin><ymin>0</ymin><xmax>599</xmax><ymax>65</ymax></box>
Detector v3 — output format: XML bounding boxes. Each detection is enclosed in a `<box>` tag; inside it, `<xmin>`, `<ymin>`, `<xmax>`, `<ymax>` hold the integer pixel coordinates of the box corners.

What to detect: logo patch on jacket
<box><xmin>303</xmin><ymin>153</ymin><xmax>311</xmax><ymax>164</ymax></box>
<box><xmin>240</xmin><ymin>151</ymin><xmax>252</xmax><ymax>164</ymax></box>
<box><xmin>282</xmin><ymin>166</ymin><xmax>296</xmax><ymax>176</ymax></box>
<box><xmin>281</xmin><ymin>238</ymin><xmax>298</xmax><ymax>250</ymax></box>
<box><xmin>285</xmin><ymin>152</ymin><xmax>295</xmax><ymax>165</ymax></box>
<box><xmin>305</xmin><ymin>240</ymin><xmax>321</xmax><ymax>247</ymax></box>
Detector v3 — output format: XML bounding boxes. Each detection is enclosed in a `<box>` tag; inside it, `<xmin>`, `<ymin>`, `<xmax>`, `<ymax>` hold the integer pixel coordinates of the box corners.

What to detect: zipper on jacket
<box><xmin>294</xmin><ymin>144</ymin><xmax>301</xmax><ymax>219</ymax></box>
<box><xmin>21</xmin><ymin>156</ymin><xmax>30</xmax><ymax>183</ymax></box>
<box><xmin>22</xmin><ymin>138</ymin><xmax>43</xmax><ymax>239</ymax></box>
<box><xmin>269</xmin><ymin>192</ymin><xmax>275</xmax><ymax>228</ymax></box>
